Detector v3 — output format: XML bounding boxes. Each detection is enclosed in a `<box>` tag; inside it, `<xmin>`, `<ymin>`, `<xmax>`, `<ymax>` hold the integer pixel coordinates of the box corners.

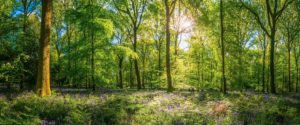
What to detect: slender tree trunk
<box><xmin>74</xmin><ymin>32</ymin><xmax>77</xmax><ymax>87</ymax></box>
<box><xmin>54</xmin><ymin>31</ymin><xmax>61</xmax><ymax>87</ymax></box>
<box><xmin>35</xmin><ymin>0</ymin><xmax>52</xmax><ymax>97</ymax></box>
<box><xmin>143</xmin><ymin>53</ymin><xmax>145</xmax><ymax>89</ymax></box>
<box><xmin>21</xmin><ymin>1</ymin><xmax>28</xmax><ymax>90</ymax></box>
<box><xmin>220</xmin><ymin>0</ymin><xmax>226</xmax><ymax>94</ymax></box>
<box><xmin>151</xmin><ymin>69</ymin><xmax>153</xmax><ymax>89</ymax></box>
<box><xmin>84</xmin><ymin>31</ymin><xmax>88</xmax><ymax>90</ymax></box>
<box><xmin>130</xmin><ymin>59</ymin><xmax>133</xmax><ymax>88</ymax></box>
<box><xmin>7</xmin><ymin>82</ymin><xmax>10</xmax><ymax>89</ymax></box>
<box><xmin>133</xmin><ymin>29</ymin><xmax>142</xmax><ymax>90</ymax></box>
<box><xmin>119</xmin><ymin>57</ymin><xmax>123</xmax><ymax>89</ymax></box>
<box><xmin>288</xmin><ymin>47</ymin><xmax>291</xmax><ymax>92</ymax></box>
<box><xmin>282</xmin><ymin>70</ymin><xmax>285</xmax><ymax>93</ymax></box>
<box><xmin>165</xmin><ymin>0</ymin><xmax>175</xmax><ymax>93</ymax></box>
<box><xmin>142</xmin><ymin>45</ymin><xmax>145</xmax><ymax>89</ymax></box>
<box><xmin>211</xmin><ymin>60</ymin><xmax>213</xmax><ymax>83</ymax></box>
<box><xmin>267</xmin><ymin>65</ymin><xmax>269</xmax><ymax>92</ymax></box>
<box><xmin>202</xmin><ymin>52</ymin><xmax>204</xmax><ymax>92</ymax></box>
<box><xmin>270</xmin><ymin>27</ymin><xmax>276</xmax><ymax>93</ymax></box>
<box><xmin>296</xmin><ymin>63</ymin><xmax>298</xmax><ymax>92</ymax></box>
<box><xmin>158</xmin><ymin>48</ymin><xmax>161</xmax><ymax>85</ymax></box>
<box><xmin>92</xmin><ymin>32</ymin><xmax>95</xmax><ymax>91</ymax></box>
<box><xmin>262</xmin><ymin>49</ymin><xmax>265</xmax><ymax>92</ymax></box>
<box><xmin>67</xmin><ymin>24</ymin><xmax>71</xmax><ymax>87</ymax></box>
<box><xmin>86</xmin><ymin>69</ymin><xmax>88</xmax><ymax>90</ymax></box>
<box><xmin>91</xmin><ymin>3</ymin><xmax>96</xmax><ymax>92</ymax></box>
<box><xmin>198</xmin><ymin>55</ymin><xmax>200</xmax><ymax>90</ymax></box>
<box><xmin>257</xmin><ymin>66</ymin><xmax>259</xmax><ymax>92</ymax></box>
<box><xmin>116</xmin><ymin>73</ymin><xmax>119</xmax><ymax>87</ymax></box>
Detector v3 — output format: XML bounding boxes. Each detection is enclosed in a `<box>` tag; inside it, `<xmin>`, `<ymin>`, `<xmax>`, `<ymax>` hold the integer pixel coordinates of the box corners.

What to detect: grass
<box><xmin>0</xmin><ymin>88</ymin><xmax>300</xmax><ymax>125</ymax></box>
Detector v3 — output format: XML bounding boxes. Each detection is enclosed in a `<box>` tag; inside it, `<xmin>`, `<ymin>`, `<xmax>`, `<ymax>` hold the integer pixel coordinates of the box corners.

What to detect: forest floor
<box><xmin>0</xmin><ymin>87</ymin><xmax>300</xmax><ymax>125</ymax></box>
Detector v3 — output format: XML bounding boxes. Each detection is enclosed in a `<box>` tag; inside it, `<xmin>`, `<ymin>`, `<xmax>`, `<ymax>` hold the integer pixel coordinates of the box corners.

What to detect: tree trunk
<box><xmin>158</xmin><ymin>48</ymin><xmax>161</xmax><ymax>85</ymax></box>
<box><xmin>74</xmin><ymin>32</ymin><xmax>77</xmax><ymax>87</ymax></box>
<box><xmin>165</xmin><ymin>0</ymin><xmax>174</xmax><ymax>93</ymax></box>
<box><xmin>133</xmin><ymin>29</ymin><xmax>142</xmax><ymax>90</ymax></box>
<box><xmin>220</xmin><ymin>0</ymin><xmax>226</xmax><ymax>94</ymax></box>
<box><xmin>202</xmin><ymin>52</ymin><xmax>204</xmax><ymax>92</ymax></box>
<box><xmin>92</xmin><ymin>32</ymin><xmax>95</xmax><ymax>92</ymax></box>
<box><xmin>35</xmin><ymin>0</ymin><xmax>52</xmax><ymax>97</ymax></box>
<box><xmin>7</xmin><ymin>81</ymin><xmax>10</xmax><ymax>89</ymax></box>
<box><xmin>142</xmin><ymin>45</ymin><xmax>145</xmax><ymax>89</ymax></box>
<box><xmin>267</xmin><ymin>65</ymin><xmax>269</xmax><ymax>92</ymax></box>
<box><xmin>151</xmin><ymin>70</ymin><xmax>153</xmax><ymax>89</ymax></box>
<box><xmin>198</xmin><ymin>55</ymin><xmax>200</xmax><ymax>90</ymax></box>
<box><xmin>211</xmin><ymin>60</ymin><xmax>213</xmax><ymax>83</ymax></box>
<box><xmin>296</xmin><ymin>63</ymin><xmax>298</xmax><ymax>92</ymax></box>
<box><xmin>288</xmin><ymin>47</ymin><xmax>291</xmax><ymax>92</ymax></box>
<box><xmin>67</xmin><ymin>24</ymin><xmax>71</xmax><ymax>87</ymax></box>
<box><xmin>270</xmin><ymin>27</ymin><xmax>276</xmax><ymax>94</ymax></box>
<box><xmin>116</xmin><ymin>73</ymin><xmax>119</xmax><ymax>87</ymax></box>
<box><xmin>282</xmin><ymin>69</ymin><xmax>285</xmax><ymax>93</ymax></box>
<box><xmin>239</xmin><ymin>39</ymin><xmax>242</xmax><ymax>91</ymax></box>
<box><xmin>130</xmin><ymin>59</ymin><xmax>133</xmax><ymax>89</ymax></box>
<box><xmin>142</xmin><ymin>60</ymin><xmax>145</xmax><ymax>89</ymax></box>
<box><xmin>84</xmin><ymin>31</ymin><xmax>88</xmax><ymax>90</ymax></box>
<box><xmin>262</xmin><ymin>49</ymin><xmax>265</xmax><ymax>92</ymax></box>
<box><xmin>257</xmin><ymin>66</ymin><xmax>259</xmax><ymax>92</ymax></box>
<box><xmin>119</xmin><ymin>57</ymin><xmax>123</xmax><ymax>89</ymax></box>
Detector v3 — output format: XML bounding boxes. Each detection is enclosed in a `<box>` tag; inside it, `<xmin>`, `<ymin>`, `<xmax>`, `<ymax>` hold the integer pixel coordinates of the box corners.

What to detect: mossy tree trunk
<box><xmin>35</xmin><ymin>0</ymin><xmax>52</xmax><ymax>97</ymax></box>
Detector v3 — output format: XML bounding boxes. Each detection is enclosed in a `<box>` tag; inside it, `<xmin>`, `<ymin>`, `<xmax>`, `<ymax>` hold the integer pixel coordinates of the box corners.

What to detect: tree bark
<box><xmin>165</xmin><ymin>0</ymin><xmax>175</xmax><ymax>93</ymax></box>
<box><xmin>211</xmin><ymin>60</ymin><xmax>213</xmax><ymax>83</ymax></box>
<box><xmin>116</xmin><ymin>73</ymin><xmax>119</xmax><ymax>87</ymax></box>
<box><xmin>197</xmin><ymin>54</ymin><xmax>200</xmax><ymax>90</ymax></box>
<box><xmin>296</xmin><ymin>63</ymin><xmax>298</xmax><ymax>92</ymax></box>
<box><xmin>202</xmin><ymin>51</ymin><xmax>204</xmax><ymax>92</ymax></box>
<box><xmin>142</xmin><ymin>51</ymin><xmax>145</xmax><ymax>89</ymax></box>
<box><xmin>7</xmin><ymin>82</ymin><xmax>10</xmax><ymax>89</ymax></box>
<box><xmin>220</xmin><ymin>0</ymin><xmax>226</xmax><ymax>94</ymax></box>
<box><xmin>67</xmin><ymin>25</ymin><xmax>72</xmax><ymax>87</ymax></box>
<box><xmin>267</xmin><ymin>65</ymin><xmax>269</xmax><ymax>92</ymax></box>
<box><xmin>270</xmin><ymin>30</ymin><xmax>276</xmax><ymax>93</ymax></box>
<box><xmin>282</xmin><ymin>70</ymin><xmax>285</xmax><ymax>93</ymax></box>
<box><xmin>130</xmin><ymin>59</ymin><xmax>133</xmax><ymax>89</ymax></box>
<box><xmin>119</xmin><ymin>57</ymin><xmax>123</xmax><ymax>89</ymax></box>
<box><xmin>288</xmin><ymin>46</ymin><xmax>291</xmax><ymax>92</ymax></box>
<box><xmin>158</xmin><ymin>48</ymin><xmax>161</xmax><ymax>85</ymax></box>
<box><xmin>92</xmin><ymin>32</ymin><xmax>95</xmax><ymax>91</ymax></box>
<box><xmin>35</xmin><ymin>0</ymin><xmax>52</xmax><ymax>97</ymax></box>
<box><xmin>257</xmin><ymin>66</ymin><xmax>259</xmax><ymax>91</ymax></box>
<box><xmin>84</xmin><ymin>31</ymin><xmax>88</xmax><ymax>90</ymax></box>
<box><xmin>133</xmin><ymin>29</ymin><xmax>142</xmax><ymax>90</ymax></box>
<box><xmin>262</xmin><ymin>46</ymin><xmax>266</xmax><ymax>92</ymax></box>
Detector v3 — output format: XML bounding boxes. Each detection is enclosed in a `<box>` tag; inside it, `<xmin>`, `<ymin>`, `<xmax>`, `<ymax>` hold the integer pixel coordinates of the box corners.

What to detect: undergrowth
<box><xmin>0</xmin><ymin>89</ymin><xmax>299</xmax><ymax>125</ymax></box>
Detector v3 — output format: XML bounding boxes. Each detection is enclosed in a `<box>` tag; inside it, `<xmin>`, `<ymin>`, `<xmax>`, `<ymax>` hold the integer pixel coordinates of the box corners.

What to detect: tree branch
<box><xmin>240</xmin><ymin>2</ymin><xmax>270</xmax><ymax>37</ymax></box>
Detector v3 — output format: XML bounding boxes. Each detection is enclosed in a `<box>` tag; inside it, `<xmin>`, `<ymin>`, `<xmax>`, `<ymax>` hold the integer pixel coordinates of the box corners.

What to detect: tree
<box><xmin>258</xmin><ymin>33</ymin><xmax>269</xmax><ymax>92</ymax></box>
<box><xmin>148</xmin><ymin>1</ymin><xmax>165</xmax><ymax>88</ymax></box>
<box><xmin>165</xmin><ymin>0</ymin><xmax>177</xmax><ymax>93</ymax></box>
<box><xmin>279</xmin><ymin>5</ymin><xmax>300</xmax><ymax>92</ymax></box>
<box><xmin>35</xmin><ymin>0</ymin><xmax>52</xmax><ymax>97</ymax></box>
<box><xmin>113</xmin><ymin>0</ymin><xmax>148</xmax><ymax>90</ymax></box>
<box><xmin>239</xmin><ymin>0</ymin><xmax>295</xmax><ymax>94</ymax></box>
<box><xmin>220</xmin><ymin>0</ymin><xmax>226</xmax><ymax>94</ymax></box>
<box><xmin>294</xmin><ymin>37</ymin><xmax>300</xmax><ymax>92</ymax></box>
<box><xmin>15</xmin><ymin>0</ymin><xmax>40</xmax><ymax>89</ymax></box>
